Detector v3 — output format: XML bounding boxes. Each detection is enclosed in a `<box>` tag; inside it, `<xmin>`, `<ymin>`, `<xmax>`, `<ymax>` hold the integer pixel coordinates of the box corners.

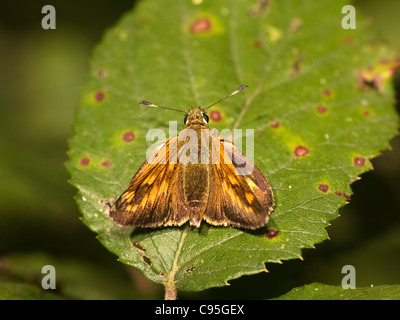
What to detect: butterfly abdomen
<box><xmin>181</xmin><ymin>162</ymin><xmax>210</xmax><ymax>228</ymax></box>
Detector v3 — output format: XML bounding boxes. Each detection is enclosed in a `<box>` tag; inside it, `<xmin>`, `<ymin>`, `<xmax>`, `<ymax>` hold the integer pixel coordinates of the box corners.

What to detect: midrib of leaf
<box><xmin>230</xmin><ymin>1</ymin><xmax>263</xmax><ymax>131</ymax></box>
<box><xmin>178</xmin><ymin>1</ymin><xmax>199</xmax><ymax>106</ymax></box>
<box><xmin>157</xmin><ymin>1</ymin><xmax>256</xmax><ymax>293</ymax></box>
<box><xmin>227</xmin><ymin>1</ymin><xmax>246</xmax><ymax>93</ymax></box>
<box><xmin>230</xmin><ymin>1</ymin><xmax>299</xmax><ymax>131</ymax></box>
<box><xmin>164</xmin><ymin>225</ymin><xmax>189</xmax><ymax>299</ymax></box>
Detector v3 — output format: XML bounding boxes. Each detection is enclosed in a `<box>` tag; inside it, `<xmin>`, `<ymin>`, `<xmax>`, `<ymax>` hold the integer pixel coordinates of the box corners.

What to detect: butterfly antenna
<box><xmin>139</xmin><ymin>101</ymin><xmax>187</xmax><ymax>113</ymax></box>
<box><xmin>204</xmin><ymin>84</ymin><xmax>248</xmax><ymax>110</ymax></box>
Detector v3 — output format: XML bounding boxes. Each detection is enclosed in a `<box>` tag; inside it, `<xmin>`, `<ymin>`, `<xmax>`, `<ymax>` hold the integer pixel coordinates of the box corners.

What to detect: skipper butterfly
<box><xmin>110</xmin><ymin>85</ymin><xmax>274</xmax><ymax>229</ymax></box>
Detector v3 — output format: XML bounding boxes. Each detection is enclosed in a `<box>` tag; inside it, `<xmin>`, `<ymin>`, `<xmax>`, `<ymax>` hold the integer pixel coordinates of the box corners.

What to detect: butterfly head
<box><xmin>184</xmin><ymin>107</ymin><xmax>209</xmax><ymax>127</ymax></box>
<box><xmin>139</xmin><ymin>85</ymin><xmax>247</xmax><ymax>128</ymax></box>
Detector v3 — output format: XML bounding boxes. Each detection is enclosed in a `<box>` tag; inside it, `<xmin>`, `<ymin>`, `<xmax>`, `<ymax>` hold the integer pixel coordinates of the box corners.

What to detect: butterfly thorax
<box><xmin>184</xmin><ymin>107</ymin><xmax>209</xmax><ymax>129</ymax></box>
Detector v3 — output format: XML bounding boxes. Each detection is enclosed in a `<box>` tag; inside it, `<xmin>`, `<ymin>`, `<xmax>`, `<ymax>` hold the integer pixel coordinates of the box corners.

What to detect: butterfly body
<box><xmin>110</xmin><ymin>87</ymin><xmax>274</xmax><ymax>229</ymax></box>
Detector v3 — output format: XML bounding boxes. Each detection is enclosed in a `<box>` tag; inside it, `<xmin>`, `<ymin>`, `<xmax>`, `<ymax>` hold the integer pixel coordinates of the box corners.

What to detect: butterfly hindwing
<box><xmin>203</xmin><ymin>136</ymin><xmax>274</xmax><ymax>229</ymax></box>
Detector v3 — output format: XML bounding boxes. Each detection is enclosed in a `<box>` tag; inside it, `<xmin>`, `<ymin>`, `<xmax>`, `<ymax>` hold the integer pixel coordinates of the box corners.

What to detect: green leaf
<box><xmin>0</xmin><ymin>281</ymin><xmax>63</xmax><ymax>300</ymax></box>
<box><xmin>66</xmin><ymin>0</ymin><xmax>399</xmax><ymax>293</ymax></box>
<box><xmin>275</xmin><ymin>282</ymin><xmax>400</xmax><ymax>300</ymax></box>
<box><xmin>0</xmin><ymin>253</ymin><xmax>146</xmax><ymax>299</ymax></box>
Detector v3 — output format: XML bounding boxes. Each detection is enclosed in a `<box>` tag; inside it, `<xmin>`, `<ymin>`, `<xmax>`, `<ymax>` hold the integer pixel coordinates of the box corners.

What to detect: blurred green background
<box><xmin>0</xmin><ymin>0</ymin><xmax>399</xmax><ymax>299</ymax></box>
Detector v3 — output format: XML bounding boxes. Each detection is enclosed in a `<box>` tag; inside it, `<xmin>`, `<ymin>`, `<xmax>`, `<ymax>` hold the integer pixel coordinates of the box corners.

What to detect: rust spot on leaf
<box><xmin>317</xmin><ymin>105</ymin><xmax>327</xmax><ymax>114</ymax></box>
<box><xmin>353</xmin><ymin>156</ymin><xmax>366</xmax><ymax>167</ymax></box>
<box><xmin>358</xmin><ymin>59</ymin><xmax>400</xmax><ymax>92</ymax></box>
<box><xmin>294</xmin><ymin>145</ymin><xmax>309</xmax><ymax>157</ymax></box>
<box><xmin>190</xmin><ymin>18</ymin><xmax>212</xmax><ymax>33</ymax></box>
<box><xmin>101</xmin><ymin>160</ymin><xmax>110</xmax><ymax>168</ymax></box>
<box><xmin>270</xmin><ymin>121</ymin><xmax>280</xmax><ymax>128</ymax></box>
<box><xmin>363</xmin><ymin>110</ymin><xmax>370</xmax><ymax>117</ymax></box>
<box><xmin>322</xmin><ymin>89</ymin><xmax>332</xmax><ymax>97</ymax></box>
<box><xmin>266</xmin><ymin>229</ymin><xmax>279</xmax><ymax>239</ymax></box>
<box><xmin>123</xmin><ymin>131</ymin><xmax>135</xmax><ymax>142</ymax></box>
<box><xmin>318</xmin><ymin>184</ymin><xmax>329</xmax><ymax>193</ymax></box>
<box><xmin>80</xmin><ymin>157</ymin><xmax>90</xmax><ymax>166</ymax></box>
<box><xmin>94</xmin><ymin>90</ymin><xmax>105</xmax><ymax>102</ymax></box>
<box><xmin>209</xmin><ymin>110</ymin><xmax>222</xmax><ymax>122</ymax></box>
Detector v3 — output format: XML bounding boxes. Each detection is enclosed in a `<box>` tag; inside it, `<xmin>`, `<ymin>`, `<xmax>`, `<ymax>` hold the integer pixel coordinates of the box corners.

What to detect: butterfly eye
<box><xmin>202</xmin><ymin>113</ymin><xmax>209</xmax><ymax>124</ymax></box>
<box><xmin>184</xmin><ymin>114</ymin><xmax>188</xmax><ymax>124</ymax></box>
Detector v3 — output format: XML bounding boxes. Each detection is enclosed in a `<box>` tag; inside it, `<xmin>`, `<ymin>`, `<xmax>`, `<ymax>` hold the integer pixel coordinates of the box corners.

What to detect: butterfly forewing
<box><xmin>110</xmin><ymin>136</ymin><xmax>188</xmax><ymax>227</ymax></box>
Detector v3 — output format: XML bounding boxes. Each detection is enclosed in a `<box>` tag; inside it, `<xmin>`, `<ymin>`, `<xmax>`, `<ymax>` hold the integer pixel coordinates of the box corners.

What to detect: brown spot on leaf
<box><xmin>270</xmin><ymin>121</ymin><xmax>280</xmax><ymax>128</ymax></box>
<box><xmin>190</xmin><ymin>18</ymin><xmax>212</xmax><ymax>33</ymax></box>
<box><xmin>266</xmin><ymin>229</ymin><xmax>279</xmax><ymax>239</ymax></box>
<box><xmin>353</xmin><ymin>156</ymin><xmax>366</xmax><ymax>167</ymax></box>
<box><xmin>94</xmin><ymin>90</ymin><xmax>105</xmax><ymax>102</ymax></box>
<box><xmin>249</xmin><ymin>0</ymin><xmax>271</xmax><ymax>16</ymax></box>
<box><xmin>101</xmin><ymin>160</ymin><xmax>110</xmax><ymax>168</ymax></box>
<box><xmin>342</xmin><ymin>37</ymin><xmax>354</xmax><ymax>45</ymax></box>
<box><xmin>363</xmin><ymin>110</ymin><xmax>370</xmax><ymax>117</ymax></box>
<box><xmin>80</xmin><ymin>157</ymin><xmax>90</xmax><ymax>166</ymax></box>
<box><xmin>294</xmin><ymin>145</ymin><xmax>309</xmax><ymax>157</ymax></box>
<box><xmin>343</xmin><ymin>193</ymin><xmax>351</xmax><ymax>201</ymax></box>
<box><xmin>318</xmin><ymin>184</ymin><xmax>329</xmax><ymax>193</ymax></box>
<box><xmin>358</xmin><ymin>59</ymin><xmax>400</xmax><ymax>92</ymax></box>
<box><xmin>322</xmin><ymin>89</ymin><xmax>332</xmax><ymax>97</ymax></box>
<box><xmin>252</xmin><ymin>39</ymin><xmax>261</xmax><ymax>48</ymax></box>
<box><xmin>289</xmin><ymin>18</ymin><xmax>302</xmax><ymax>33</ymax></box>
<box><xmin>123</xmin><ymin>131</ymin><xmax>135</xmax><ymax>142</ymax></box>
<box><xmin>290</xmin><ymin>52</ymin><xmax>306</xmax><ymax>78</ymax></box>
<box><xmin>317</xmin><ymin>105</ymin><xmax>327</xmax><ymax>114</ymax></box>
<box><xmin>335</xmin><ymin>191</ymin><xmax>350</xmax><ymax>200</ymax></box>
<box><xmin>184</xmin><ymin>265</ymin><xmax>197</xmax><ymax>273</ymax></box>
<box><xmin>209</xmin><ymin>110</ymin><xmax>222</xmax><ymax>122</ymax></box>
<box><xmin>96</xmin><ymin>69</ymin><xmax>108</xmax><ymax>78</ymax></box>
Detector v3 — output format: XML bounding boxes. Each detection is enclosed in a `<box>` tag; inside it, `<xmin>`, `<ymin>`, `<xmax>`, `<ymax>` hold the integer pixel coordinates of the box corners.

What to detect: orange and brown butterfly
<box><xmin>110</xmin><ymin>85</ymin><xmax>274</xmax><ymax>230</ymax></box>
